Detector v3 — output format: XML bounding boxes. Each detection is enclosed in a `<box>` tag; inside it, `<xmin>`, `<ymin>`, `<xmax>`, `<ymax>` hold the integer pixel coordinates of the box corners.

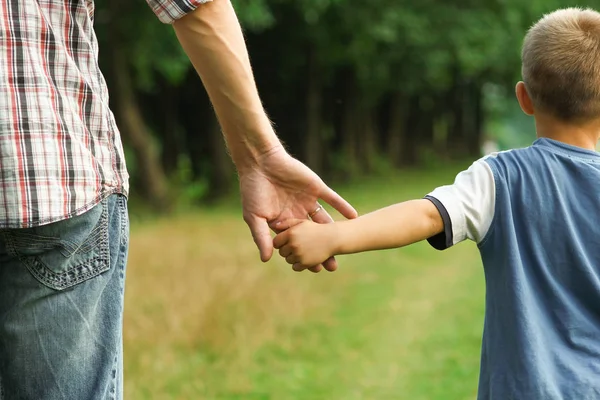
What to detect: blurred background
<box><xmin>93</xmin><ymin>0</ymin><xmax>599</xmax><ymax>398</ymax></box>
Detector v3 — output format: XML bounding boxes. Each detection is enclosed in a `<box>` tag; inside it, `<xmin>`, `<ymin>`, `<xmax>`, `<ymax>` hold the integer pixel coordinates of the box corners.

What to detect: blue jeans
<box><xmin>0</xmin><ymin>194</ymin><xmax>129</xmax><ymax>400</ymax></box>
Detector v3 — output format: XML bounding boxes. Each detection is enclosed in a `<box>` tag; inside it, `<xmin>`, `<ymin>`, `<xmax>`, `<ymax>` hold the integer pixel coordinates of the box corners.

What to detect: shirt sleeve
<box><xmin>146</xmin><ymin>0</ymin><xmax>213</xmax><ymax>24</ymax></box>
<box><xmin>424</xmin><ymin>159</ymin><xmax>496</xmax><ymax>250</ymax></box>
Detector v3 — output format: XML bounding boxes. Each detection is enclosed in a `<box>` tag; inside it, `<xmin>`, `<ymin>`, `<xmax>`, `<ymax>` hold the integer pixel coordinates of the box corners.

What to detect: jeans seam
<box><xmin>7</xmin><ymin>233</ymin><xmax>78</xmax><ymax>256</ymax></box>
<box><xmin>109</xmin><ymin>354</ymin><xmax>118</xmax><ymax>400</ymax></box>
<box><xmin>119</xmin><ymin>196</ymin><xmax>128</xmax><ymax>247</ymax></box>
<box><xmin>108</xmin><ymin>195</ymin><xmax>128</xmax><ymax>400</ymax></box>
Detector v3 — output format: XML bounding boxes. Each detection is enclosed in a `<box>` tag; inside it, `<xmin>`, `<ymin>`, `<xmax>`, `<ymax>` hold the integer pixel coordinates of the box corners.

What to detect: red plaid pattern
<box><xmin>0</xmin><ymin>0</ymin><xmax>205</xmax><ymax>228</ymax></box>
<box><xmin>0</xmin><ymin>0</ymin><xmax>132</xmax><ymax>228</ymax></box>
<box><xmin>147</xmin><ymin>0</ymin><xmax>212</xmax><ymax>24</ymax></box>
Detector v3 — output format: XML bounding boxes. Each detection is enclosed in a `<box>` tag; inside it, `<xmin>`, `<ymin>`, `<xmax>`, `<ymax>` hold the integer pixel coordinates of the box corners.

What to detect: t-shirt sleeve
<box><xmin>424</xmin><ymin>159</ymin><xmax>496</xmax><ymax>250</ymax></box>
<box><xmin>146</xmin><ymin>0</ymin><xmax>213</xmax><ymax>24</ymax></box>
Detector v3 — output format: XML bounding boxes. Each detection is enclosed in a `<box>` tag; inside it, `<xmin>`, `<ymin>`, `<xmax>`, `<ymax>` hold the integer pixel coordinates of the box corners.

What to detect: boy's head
<box><xmin>519</xmin><ymin>8</ymin><xmax>600</xmax><ymax>123</ymax></box>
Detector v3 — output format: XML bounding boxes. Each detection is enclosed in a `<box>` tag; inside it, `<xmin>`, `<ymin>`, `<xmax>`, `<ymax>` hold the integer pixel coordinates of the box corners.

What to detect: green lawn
<box><xmin>123</xmin><ymin>164</ymin><xmax>485</xmax><ymax>400</ymax></box>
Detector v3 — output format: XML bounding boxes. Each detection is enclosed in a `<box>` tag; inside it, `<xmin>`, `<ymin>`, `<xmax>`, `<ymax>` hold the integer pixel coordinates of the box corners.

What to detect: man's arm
<box><xmin>172</xmin><ymin>0</ymin><xmax>279</xmax><ymax>171</ymax></box>
<box><xmin>145</xmin><ymin>0</ymin><xmax>357</xmax><ymax>272</ymax></box>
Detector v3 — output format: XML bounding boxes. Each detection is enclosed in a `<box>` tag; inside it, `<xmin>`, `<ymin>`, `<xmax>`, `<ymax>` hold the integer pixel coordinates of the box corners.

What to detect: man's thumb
<box><xmin>272</xmin><ymin>218</ymin><xmax>306</xmax><ymax>231</ymax></box>
<box><xmin>247</xmin><ymin>216</ymin><xmax>274</xmax><ymax>262</ymax></box>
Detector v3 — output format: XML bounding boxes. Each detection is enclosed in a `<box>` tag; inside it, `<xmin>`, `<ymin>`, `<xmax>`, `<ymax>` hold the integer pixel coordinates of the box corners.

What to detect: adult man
<box><xmin>0</xmin><ymin>0</ymin><xmax>357</xmax><ymax>398</ymax></box>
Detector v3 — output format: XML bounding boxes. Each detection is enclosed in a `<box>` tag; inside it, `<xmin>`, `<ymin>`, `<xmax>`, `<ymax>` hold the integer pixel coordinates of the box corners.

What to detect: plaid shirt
<box><xmin>0</xmin><ymin>0</ymin><xmax>209</xmax><ymax>228</ymax></box>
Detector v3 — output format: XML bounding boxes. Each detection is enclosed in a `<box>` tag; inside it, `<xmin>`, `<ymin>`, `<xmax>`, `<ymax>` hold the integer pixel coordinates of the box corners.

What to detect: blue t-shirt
<box><xmin>426</xmin><ymin>138</ymin><xmax>600</xmax><ymax>399</ymax></box>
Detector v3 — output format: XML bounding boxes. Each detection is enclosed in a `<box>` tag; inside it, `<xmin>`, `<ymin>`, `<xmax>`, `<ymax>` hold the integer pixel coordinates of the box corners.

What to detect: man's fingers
<box><xmin>322</xmin><ymin>257</ymin><xmax>338</xmax><ymax>272</ymax></box>
<box><xmin>273</xmin><ymin>218</ymin><xmax>305</xmax><ymax>232</ymax></box>
<box><xmin>273</xmin><ymin>230</ymin><xmax>290</xmax><ymax>249</ymax></box>
<box><xmin>310</xmin><ymin>205</ymin><xmax>334</xmax><ymax>225</ymax></box>
<box><xmin>293</xmin><ymin>263</ymin><xmax>311</xmax><ymax>272</ymax></box>
<box><xmin>308</xmin><ymin>265</ymin><xmax>323</xmax><ymax>273</ymax></box>
<box><xmin>321</xmin><ymin>187</ymin><xmax>358</xmax><ymax>220</ymax></box>
<box><xmin>278</xmin><ymin>245</ymin><xmax>292</xmax><ymax>258</ymax></box>
<box><xmin>286</xmin><ymin>254</ymin><xmax>299</xmax><ymax>265</ymax></box>
<box><xmin>292</xmin><ymin>263</ymin><xmax>303</xmax><ymax>272</ymax></box>
<box><xmin>307</xmin><ymin>206</ymin><xmax>338</xmax><ymax>272</ymax></box>
<box><xmin>245</xmin><ymin>215</ymin><xmax>273</xmax><ymax>262</ymax></box>
<box><xmin>295</xmin><ymin>264</ymin><xmax>323</xmax><ymax>273</ymax></box>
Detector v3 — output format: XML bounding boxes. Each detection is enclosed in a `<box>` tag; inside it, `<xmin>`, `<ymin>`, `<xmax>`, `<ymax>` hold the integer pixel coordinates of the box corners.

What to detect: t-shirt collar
<box><xmin>533</xmin><ymin>137</ymin><xmax>600</xmax><ymax>160</ymax></box>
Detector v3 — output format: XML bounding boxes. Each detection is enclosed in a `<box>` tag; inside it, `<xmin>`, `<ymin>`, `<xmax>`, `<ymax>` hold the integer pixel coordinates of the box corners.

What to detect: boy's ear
<box><xmin>516</xmin><ymin>81</ymin><xmax>535</xmax><ymax>116</ymax></box>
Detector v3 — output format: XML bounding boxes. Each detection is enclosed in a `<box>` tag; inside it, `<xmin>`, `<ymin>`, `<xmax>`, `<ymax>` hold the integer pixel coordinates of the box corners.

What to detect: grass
<box><xmin>123</xmin><ymin>163</ymin><xmax>485</xmax><ymax>400</ymax></box>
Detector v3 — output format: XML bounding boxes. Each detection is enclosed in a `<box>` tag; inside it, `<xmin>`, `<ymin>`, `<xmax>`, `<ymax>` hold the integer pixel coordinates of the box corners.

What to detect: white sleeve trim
<box><xmin>427</xmin><ymin>159</ymin><xmax>496</xmax><ymax>246</ymax></box>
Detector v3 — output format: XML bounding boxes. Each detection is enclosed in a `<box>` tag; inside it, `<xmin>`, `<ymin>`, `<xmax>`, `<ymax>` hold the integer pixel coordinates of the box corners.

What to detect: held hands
<box><xmin>273</xmin><ymin>219</ymin><xmax>340</xmax><ymax>272</ymax></box>
<box><xmin>239</xmin><ymin>146</ymin><xmax>357</xmax><ymax>273</ymax></box>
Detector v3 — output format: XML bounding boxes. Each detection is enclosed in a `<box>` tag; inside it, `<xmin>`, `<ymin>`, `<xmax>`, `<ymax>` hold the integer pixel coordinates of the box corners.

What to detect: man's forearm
<box><xmin>173</xmin><ymin>0</ymin><xmax>281</xmax><ymax>171</ymax></box>
<box><xmin>334</xmin><ymin>200</ymin><xmax>444</xmax><ymax>255</ymax></box>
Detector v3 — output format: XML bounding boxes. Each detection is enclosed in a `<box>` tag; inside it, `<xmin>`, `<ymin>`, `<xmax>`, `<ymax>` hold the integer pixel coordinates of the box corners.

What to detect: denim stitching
<box><xmin>109</xmin><ymin>355</ymin><xmax>118</xmax><ymax>400</ymax></box>
<box><xmin>5</xmin><ymin>199</ymin><xmax>111</xmax><ymax>291</ymax></box>
<box><xmin>9</xmin><ymin>234</ymin><xmax>78</xmax><ymax>257</ymax></box>
<box><xmin>75</xmin><ymin>224</ymin><xmax>106</xmax><ymax>254</ymax></box>
<box><xmin>119</xmin><ymin>195</ymin><xmax>128</xmax><ymax>247</ymax></box>
<box><xmin>108</xmin><ymin>195</ymin><xmax>128</xmax><ymax>400</ymax></box>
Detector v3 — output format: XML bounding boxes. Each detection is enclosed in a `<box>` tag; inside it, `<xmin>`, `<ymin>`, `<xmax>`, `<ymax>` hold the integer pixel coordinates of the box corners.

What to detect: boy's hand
<box><xmin>273</xmin><ymin>219</ymin><xmax>340</xmax><ymax>272</ymax></box>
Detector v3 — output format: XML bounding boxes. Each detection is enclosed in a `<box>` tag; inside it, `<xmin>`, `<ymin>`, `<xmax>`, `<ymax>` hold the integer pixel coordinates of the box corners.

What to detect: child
<box><xmin>274</xmin><ymin>8</ymin><xmax>600</xmax><ymax>399</ymax></box>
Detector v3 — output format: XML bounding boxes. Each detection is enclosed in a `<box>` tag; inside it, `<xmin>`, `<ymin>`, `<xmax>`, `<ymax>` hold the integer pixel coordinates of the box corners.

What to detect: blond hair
<box><xmin>522</xmin><ymin>8</ymin><xmax>600</xmax><ymax>122</ymax></box>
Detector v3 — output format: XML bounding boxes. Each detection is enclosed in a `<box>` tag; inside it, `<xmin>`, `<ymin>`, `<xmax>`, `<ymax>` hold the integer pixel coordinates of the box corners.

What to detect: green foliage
<box><xmin>94</xmin><ymin>0</ymin><xmax>192</xmax><ymax>91</ymax></box>
<box><xmin>232</xmin><ymin>0</ymin><xmax>275</xmax><ymax>30</ymax></box>
<box><xmin>94</xmin><ymin>0</ymin><xmax>600</xmax><ymax>204</ymax></box>
<box><xmin>130</xmin><ymin>20</ymin><xmax>190</xmax><ymax>90</ymax></box>
<box><xmin>170</xmin><ymin>156</ymin><xmax>211</xmax><ymax>206</ymax></box>
<box><xmin>99</xmin><ymin>0</ymin><xmax>600</xmax><ymax>101</ymax></box>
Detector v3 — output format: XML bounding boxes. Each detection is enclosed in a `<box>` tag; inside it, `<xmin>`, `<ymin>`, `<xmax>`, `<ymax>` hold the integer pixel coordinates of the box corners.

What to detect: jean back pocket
<box><xmin>3</xmin><ymin>200</ymin><xmax>110</xmax><ymax>291</ymax></box>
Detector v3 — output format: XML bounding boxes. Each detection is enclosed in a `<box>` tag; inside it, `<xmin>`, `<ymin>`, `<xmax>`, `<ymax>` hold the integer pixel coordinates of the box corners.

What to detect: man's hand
<box><xmin>240</xmin><ymin>146</ymin><xmax>357</xmax><ymax>273</ymax></box>
<box><xmin>273</xmin><ymin>219</ymin><xmax>340</xmax><ymax>272</ymax></box>
<box><xmin>171</xmin><ymin>1</ymin><xmax>356</xmax><ymax>272</ymax></box>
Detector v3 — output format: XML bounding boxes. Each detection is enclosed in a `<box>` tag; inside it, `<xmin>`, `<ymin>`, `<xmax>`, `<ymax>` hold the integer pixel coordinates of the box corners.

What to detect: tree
<box><xmin>91</xmin><ymin>0</ymin><xmax>592</xmax><ymax>205</ymax></box>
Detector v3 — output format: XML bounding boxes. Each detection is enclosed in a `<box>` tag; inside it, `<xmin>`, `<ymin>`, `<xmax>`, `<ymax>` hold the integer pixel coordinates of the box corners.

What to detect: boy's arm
<box><xmin>336</xmin><ymin>199</ymin><xmax>444</xmax><ymax>254</ymax></box>
<box><xmin>274</xmin><ymin>159</ymin><xmax>496</xmax><ymax>272</ymax></box>
<box><xmin>273</xmin><ymin>199</ymin><xmax>444</xmax><ymax>271</ymax></box>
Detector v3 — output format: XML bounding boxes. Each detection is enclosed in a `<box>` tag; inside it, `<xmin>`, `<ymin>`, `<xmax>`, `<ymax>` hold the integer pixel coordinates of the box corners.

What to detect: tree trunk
<box><xmin>180</xmin><ymin>76</ymin><xmax>210</xmax><ymax>182</ymax></box>
<box><xmin>359</xmin><ymin>108</ymin><xmax>378</xmax><ymax>173</ymax></box>
<box><xmin>467</xmin><ymin>82</ymin><xmax>484</xmax><ymax>157</ymax></box>
<box><xmin>387</xmin><ymin>92</ymin><xmax>408</xmax><ymax>168</ymax></box>
<box><xmin>107</xmin><ymin>9</ymin><xmax>171</xmax><ymax>211</ymax></box>
<box><xmin>447</xmin><ymin>78</ymin><xmax>468</xmax><ymax>158</ymax></box>
<box><xmin>340</xmin><ymin>70</ymin><xmax>360</xmax><ymax>176</ymax></box>
<box><xmin>161</xmin><ymin>84</ymin><xmax>181</xmax><ymax>176</ymax></box>
<box><xmin>207</xmin><ymin>113</ymin><xmax>235</xmax><ymax>200</ymax></box>
<box><xmin>416</xmin><ymin>96</ymin><xmax>435</xmax><ymax>152</ymax></box>
<box><xmin>402</xmin><ymin>95</ymin><xmax>421</xmax><ymax>165</ymax></box>
<box><xmin>304</xmin><ymin>46</ymin><xmax>323</xmax><ymax>174</ymax></box>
